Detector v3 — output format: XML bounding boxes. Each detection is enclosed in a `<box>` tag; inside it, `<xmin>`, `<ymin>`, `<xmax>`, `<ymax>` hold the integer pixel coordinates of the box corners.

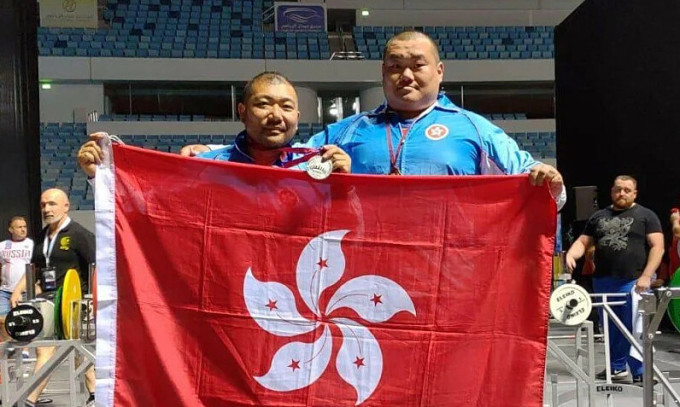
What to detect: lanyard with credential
<box><xmin>386</xmin><ymin>123</ymin><xmax>410</xmax><ymax>175</ymax></box>
<box><xmin>42</xmin><ymin>218</ymin><xmax>70</xmax><ymax>267</ymax></box>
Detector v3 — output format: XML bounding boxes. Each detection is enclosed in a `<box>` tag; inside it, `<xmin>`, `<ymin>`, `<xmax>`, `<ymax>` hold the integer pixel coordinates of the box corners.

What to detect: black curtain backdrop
<box><xmin>556</xmin><ymin>0</ymin><xmax>680</xmax><ymax>238</ymax></box>
<box><xmin>0</xmin><ymin>0</ymin><xmax>40</xmax><ymax>237</ymax></box>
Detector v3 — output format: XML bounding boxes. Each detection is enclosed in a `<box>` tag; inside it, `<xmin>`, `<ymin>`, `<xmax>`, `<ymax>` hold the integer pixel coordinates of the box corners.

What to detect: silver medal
<box><xmin>306</xmin><ymin>155</ymin><xmax>333</xmax><ymax>180</ymax></box>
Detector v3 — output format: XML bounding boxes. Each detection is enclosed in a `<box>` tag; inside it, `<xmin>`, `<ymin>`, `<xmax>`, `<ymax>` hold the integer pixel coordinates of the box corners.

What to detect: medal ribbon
<box><xmin>386</xmin><ymin>123</ymin><xmax>410</xmax><ymax>175</ymax></box>
<box><xmin>278</xmin><ymin>147</ymin><xmax>322</xmax><ymax>168</ymax></box>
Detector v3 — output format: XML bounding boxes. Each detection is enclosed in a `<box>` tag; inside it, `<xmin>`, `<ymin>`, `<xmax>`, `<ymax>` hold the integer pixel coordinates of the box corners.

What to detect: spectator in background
<box><xmin>11</xmin><ymin>189</ymin><xmax>96</xmax><ymax>407</ymax></box>
<box><xmin>566</xmin><ymin>175</ymin><xmax>664</xmax><ymax>383</ymax></box>
<box><xmin>0</xmin><ymin>216</ymin><xmax>33</xmax><ymax>337</ymax></box>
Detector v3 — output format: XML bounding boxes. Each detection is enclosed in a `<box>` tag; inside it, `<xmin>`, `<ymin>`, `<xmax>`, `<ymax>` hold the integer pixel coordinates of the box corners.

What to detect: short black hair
<box><xmin>242</xmin><ymin>72</ymin><xmax>296</xmax><ymax>104</ymax></box>
<box><xmin>383</xmin><ymin>30</ymin><xmax>441</xmax><ymax>62</ymax></box>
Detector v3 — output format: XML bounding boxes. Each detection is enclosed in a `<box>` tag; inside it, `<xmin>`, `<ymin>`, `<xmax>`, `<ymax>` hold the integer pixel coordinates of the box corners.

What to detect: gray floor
<box><xmin>2</xmin><ymin>348</ymin><xmax>91</xmax><ymax>407</ymax></box>
<box><xmin>546</xmin><ymin>325</ymin><xmax>680</xmax><ymax>406</ymax></box>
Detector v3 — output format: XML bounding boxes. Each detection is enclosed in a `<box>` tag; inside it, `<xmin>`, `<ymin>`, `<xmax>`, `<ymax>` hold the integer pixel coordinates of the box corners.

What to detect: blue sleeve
<box><xmin>301</xmin><ymin>130</ymin><xmax>327</xmax><ymax>148</ymax></box>
<box><xmin>304</xmin><ymin>114</ymin><xmax>364</xmax><ymax>149</ymax></box>
<box><xmin>196</xmin><ymin>145</ymin><xmax>232</xmax><ymax>160</ymax></box>
<box><xmin>467</xmin><ymin>113</ymin><xmax>538</xmax><ymax>175</ymax></box>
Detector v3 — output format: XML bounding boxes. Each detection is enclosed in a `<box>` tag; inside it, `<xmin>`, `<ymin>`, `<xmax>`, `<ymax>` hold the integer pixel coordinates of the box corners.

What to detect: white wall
<box><xmin>304</xmin><ymin>0</ymin><xmax>583</xmax><ymax>26</ymax></box>
<box><xmin>354</xmin><ymin>9</ymin><xmax>573</xmax><ymax>27</ymax></box>
<box><xmin>39</xmin><ymin>83</ymin><xmax>104</xmax><ymax>123</ymax></box>
<box><xmin>39</xmin><ymin>57</ymin><xmax>554</xmax><ymax>84</ymax></box>
<box><xmin>360</xmin><ymin>86</ymin><xmax>384</xmax><ymax>111</ymax></box>
<box><xmin>70</xmin><ymin>210</ymin><xmax>94</xmax><ymax>233</ymax></box>
<box><xmin>493</xmin><ymin>119</ymin><xmax>555</xmax><ymax>132</ymax></box>
<box><xmin>315</xmin><ymin>0</ymin><xmax>583</xmax><ymax>9</ymax></box>
<box><xmin>296</xmin><ymin>86</ymin><xmax>319</xmax><ymax>123</ymax></box>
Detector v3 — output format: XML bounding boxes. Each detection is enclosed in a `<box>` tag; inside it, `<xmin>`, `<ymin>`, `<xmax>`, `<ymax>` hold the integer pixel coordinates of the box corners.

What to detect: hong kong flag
<box><xmin>95</xmin><ymin>141</ymin><xmax>556</xmax><ymax>407</ymax></box>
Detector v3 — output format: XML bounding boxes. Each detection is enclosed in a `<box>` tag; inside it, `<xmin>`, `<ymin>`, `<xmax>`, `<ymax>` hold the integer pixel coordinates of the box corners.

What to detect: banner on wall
<box><xmin>275</xmin><ymin>2</ymin><xmax>326</xmax><ymax>32</ymax></box>
<box><xmin>39</xmin><ymin>0</ymin><xmax>98</xmax><ymax>29</ymax></box>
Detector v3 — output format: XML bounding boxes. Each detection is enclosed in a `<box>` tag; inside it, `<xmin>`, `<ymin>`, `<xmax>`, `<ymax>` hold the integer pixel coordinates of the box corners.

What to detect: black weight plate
<box><xmin>5</xmin><ymin>304</ymin><xmax>44</xmax><ymax>342</ymax></box>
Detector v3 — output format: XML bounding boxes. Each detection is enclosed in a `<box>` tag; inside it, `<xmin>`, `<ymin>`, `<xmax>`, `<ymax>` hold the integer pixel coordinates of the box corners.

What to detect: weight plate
<box><xmin>550</xmin><ymin>283</ymin><xmax>593</xmax><ymax>326</ymax></box>
<box><xmin>5</xmin><ymin>304</ymin><xmax>43</xmax><ymax>342</ymax></box>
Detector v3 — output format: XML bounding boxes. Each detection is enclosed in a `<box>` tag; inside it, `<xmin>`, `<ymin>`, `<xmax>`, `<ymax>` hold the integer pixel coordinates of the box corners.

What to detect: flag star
<box><xmin>266</xmin><ymin>299</ymin><xmax>278</xmax><ymax>311</ymax></box>
<box><xmin>353</xmin><ymin>356</ymin><xmax>365</xmax><ymax>369</ymax></box>
<box><xmin>431</xmin><ymin>127</ymin><xmax>443</xmax><ymax>136</ymax></box>
<box><xmin>370</xmin><ymin>294</ymin><xmax>382</xmax><ymax>306</ymax></box>
<box><xmin>288</xmin><ymin>359</ymin><xmax>301</xmax><ymax>371</ymax></box>
<box><xmin>317</xmin><ymin>258</ymin><xmax>328</xmax><ymax>269</ymax></box>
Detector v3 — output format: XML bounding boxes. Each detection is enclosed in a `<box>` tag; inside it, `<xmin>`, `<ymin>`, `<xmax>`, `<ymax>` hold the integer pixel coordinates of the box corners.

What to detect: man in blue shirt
<box><xmin>309</xmin><ymin>31</ymin><xmax>564</xmax><ymax>206</ymax></box>
<box><xmin>185</xmin><ymin>32</ymin><xmax>564</xmax><ymax>206</ymax></box>
<box><xmin>78</xmin><ymin>72</ymin><xmax>351</xmax><ymax>175</ymax></box>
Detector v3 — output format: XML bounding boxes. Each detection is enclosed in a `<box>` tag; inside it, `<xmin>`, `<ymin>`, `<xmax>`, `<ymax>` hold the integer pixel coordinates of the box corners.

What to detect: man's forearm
<box><xmin>567</xmin><ymin>240</ymin><xmax>587</xmax><ymax>260</ymax></box>
<box><xmin>641</xmin><ymin>246</ymin><xmax>665</xmax><ymax>278</ymax></box>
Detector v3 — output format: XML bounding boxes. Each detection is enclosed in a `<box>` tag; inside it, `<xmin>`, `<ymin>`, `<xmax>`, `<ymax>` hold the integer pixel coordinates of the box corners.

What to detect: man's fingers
<box><xmin>179</xmin><ymin>144</ymin><xmax>210</xmax><ymax>156</ymax></box>
<box><xmin>80</xmin><ymin>151</ymin><xmax>97</xmax><ymax>165</ymax></box>
<box><xmin>78</xmin><ymin>145</ymin><xmax>103</xmax><ymax>164</ymax></box>
<box><xmin>179</xmin><ymin>146</ymin><xmax>194</xmax><ymax>157</ymax></box>
<box><xmin>530</xmin><ymin>164</ymin><xmax>564</xmax><ymax>188</ymax></box>
<box><xmin>533</xmin><ymin>171</ymin><xmax>546</xmax><ymax>186</ymax></box>
<box><xmin>332</xmin><ymin>158</ymin><xmax>348</xmax><ymax>170</ymax></box>
<box><xmin>89</xmin><ymin>132</ymin><xmax>108</xmax><ymax>141</ymax></box>
<box><xmin>320</xmin><ymin>145</ymin><xmax>339</xmax><ymax>160</ymax></box>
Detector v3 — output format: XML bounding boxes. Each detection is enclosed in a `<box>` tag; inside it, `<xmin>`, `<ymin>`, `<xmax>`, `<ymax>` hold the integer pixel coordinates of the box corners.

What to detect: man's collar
<box><xmin>46</xmin><ymin>216</ymin><xmax>71</xmax><ymax>234</ymax></box>
<box><xmin>367</xmin><ymin>93</ymin><xmax>461</xmax><ymax>117</ymax></box>
<box><xmin>233</xmin><ymin>131</ymin><xmax>294</xmax><ymax>167</ymax></box>
<box><xmin>610</xmin><ymin>203</ymin><xmax>636</xmax><ymax>211</ymax></box>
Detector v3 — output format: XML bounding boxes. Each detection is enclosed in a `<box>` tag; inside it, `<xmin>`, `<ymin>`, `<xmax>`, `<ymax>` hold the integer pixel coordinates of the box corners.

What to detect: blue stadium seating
<box><xmin>352</xmin><ymin>25</ymin><xmax>554</xmax><ymax>60</ymax></box>
<box><xmin>38</xmin><ymin>0</ymin><xmax>328</xmax><ymax>59</ymax></box>
<box><xmin>37</xmin><ymin>0</ymin><xmax>552</xmax><ymax>61</ymax></box>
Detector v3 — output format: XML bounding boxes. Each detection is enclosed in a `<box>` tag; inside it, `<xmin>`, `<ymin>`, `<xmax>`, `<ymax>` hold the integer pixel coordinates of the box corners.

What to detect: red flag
<box><xmin>95</xmin><ymin>144</ymin><xmax>556</xmax><ymax>407</ymax></box>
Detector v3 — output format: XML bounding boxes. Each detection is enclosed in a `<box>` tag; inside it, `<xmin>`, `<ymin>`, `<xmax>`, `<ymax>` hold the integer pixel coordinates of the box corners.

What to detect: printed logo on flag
<box><xmin>425</xmin><ymin>124</ymin><xmax>449</xmax><ymax>141</ymax></box>
<box><xmin>244</xmin><ymin>230</ymin><xmax>416</xmax><ymax>405</ymax></box>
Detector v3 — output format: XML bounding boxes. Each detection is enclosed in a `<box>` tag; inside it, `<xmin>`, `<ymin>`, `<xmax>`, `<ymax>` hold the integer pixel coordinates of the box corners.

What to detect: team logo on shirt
<box><xmin>425</xmin><ymin>124</ymin><xmax>449</xmax><ymax>141</ymax></box>
<box><xmin>60</xmin><ymin>237</ymin><xmax>71</xmax><ymax>250</ymax></box>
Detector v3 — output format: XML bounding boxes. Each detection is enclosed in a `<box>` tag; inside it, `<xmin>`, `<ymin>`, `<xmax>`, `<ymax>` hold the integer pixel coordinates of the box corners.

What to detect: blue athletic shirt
<box><xmin>198</xmin><ymin>131</ymin><xmax>306</xmax><ymax>168</ymax></box>
<box><xmin>304</xmin><ymin>94</ymin><xmax>538</xmax><ymax>176</ymax></box>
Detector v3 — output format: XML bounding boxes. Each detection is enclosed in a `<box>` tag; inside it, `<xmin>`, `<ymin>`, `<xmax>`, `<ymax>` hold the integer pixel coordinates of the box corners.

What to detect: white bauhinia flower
<box><xmin>244</xmin><ymin>269</ymin><xmax>319</xmax><ymax>337</ymax></box>
<box><xmin>326</xmin><ymin>275</ymin><xmax>416</xmax><ymax>323</ymax></box>
<box><xmin>296</xmin><ymin>230</ymin><xmax>349</xmax><ymax>316</ymax></box>
<box><xmin>254</xmin><ymin>325</ymin><xmax>332</xmax><ymax>392</ymax></box>
<box><xmin>244</xmin><ymin>230</ymin><xmax>416</xmax><ymax>405</ymax></box>
<box><xmin>332</xmin><ymin>318</ymin><xmax>383</xmax><ymax>405</ymax></box>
